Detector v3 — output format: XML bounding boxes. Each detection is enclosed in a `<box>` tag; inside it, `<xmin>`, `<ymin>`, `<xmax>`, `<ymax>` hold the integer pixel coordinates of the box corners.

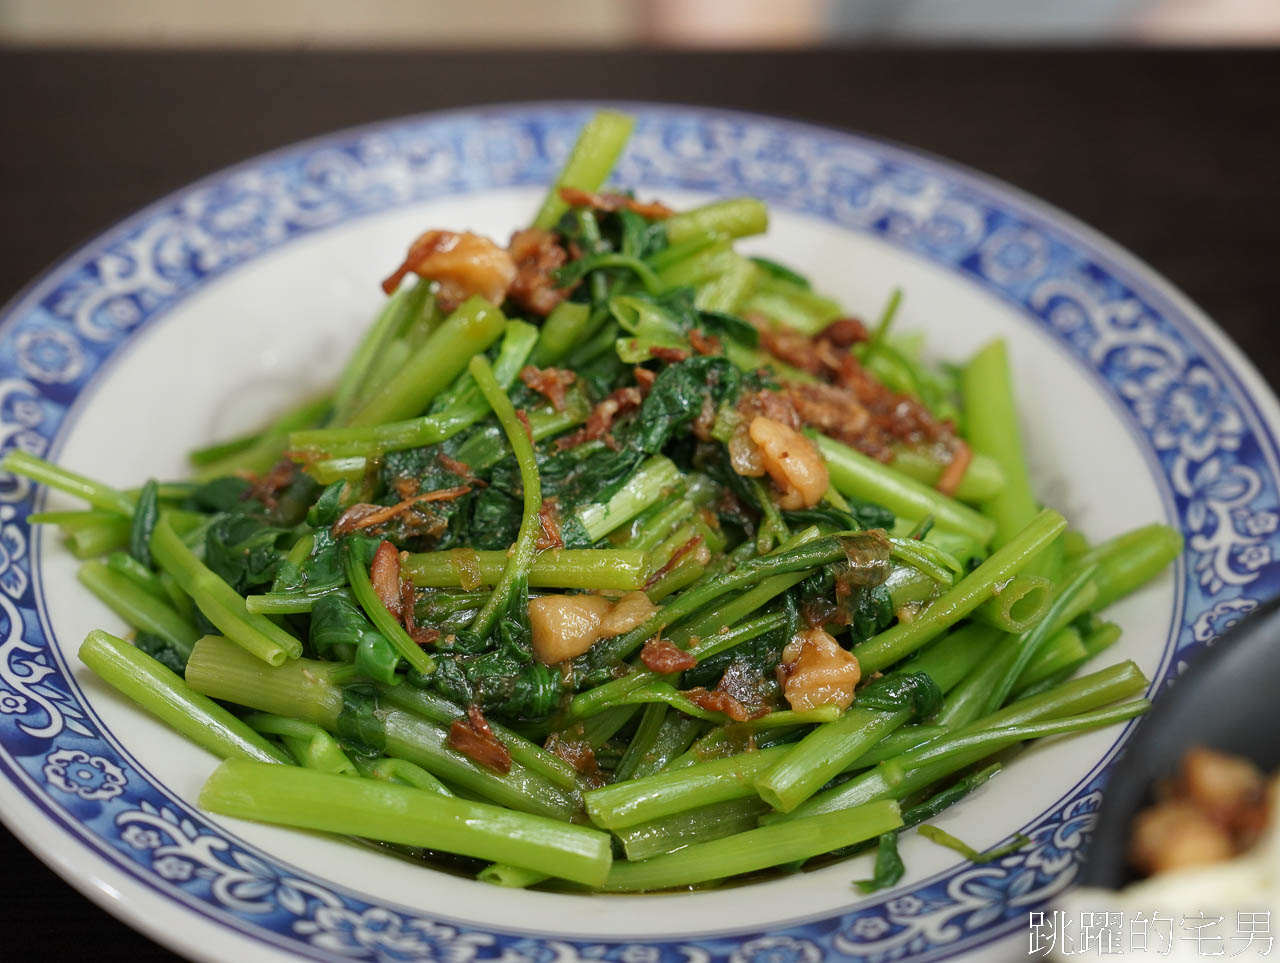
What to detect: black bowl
<box><xmin>1079</xmin><ymin>595</ymin><xmax>1280</xmax><ymax>889</ymax></box>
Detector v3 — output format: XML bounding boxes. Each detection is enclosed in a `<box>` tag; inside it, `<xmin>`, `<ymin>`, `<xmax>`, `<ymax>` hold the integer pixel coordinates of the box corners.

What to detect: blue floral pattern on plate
<box><xmin>0</xmin><ymin>103</ymin><xmax>1276</xmax><ymax>962</ymax></box>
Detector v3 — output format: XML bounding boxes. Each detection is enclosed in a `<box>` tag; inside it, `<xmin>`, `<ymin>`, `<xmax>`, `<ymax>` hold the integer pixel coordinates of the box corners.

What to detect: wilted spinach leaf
<box><xmin>203</xmin><ymin>513</ymin><xmax>288</xmax><ymax>594</ymax></box>
<box><xmin>681</xmin><ymin>624</ymin><xmax>789</xmax><ymax>693</ymax></box>
<box><xmin>299</xmin><ymin>526</ymin><xmax>345</xmax><ymax>589</ymax></box>
<box><xmin>633</xmin><ymin>356</ymin><xmax>740</xmax><ymax>454</ymax></box>
<box><xmin>857</xmin><ymin>670</ymin><xmax>942</xmax><ymax>718</ymax></box>
<box><xmin>617</xmin><ymin>208</ymin><xmax>667</xmax><ymax>259</ymax></box>
<box><xmin>135</xmin><ymin>630</ymin><xmax>186</xmax><ymax>675</ymax></box>
<box><xmin>573</xmin><ymin>350</ymin><xmax>629</xmax><ymax>400</ymax></box>
<box><xmin>129</xmin><ymin>479</ymin><xmax>159</xmax><ymax>568</ymax></box>
<box><xmin>469</xmin><ymin>487</ymin><xmax>523</xmax><ymax>551</ymax></box>
<box><xmin>310</xmin><ymin>593</ymin><xmax>369</xmax><ymax>653</ymax></box>
<box><xmin>854</xmin><ymin>832</ymin><xmax>904</xmax><ymax>893</ymax></box>
<box><xmin>186</xmin><ymin>476</ymin><xmax>254</xmax><ymax>514</ymax></box>
<box><xmin>784</xmin><ymin>498</ymin><xmax>895</xmax><ymax>534</ymax></box>
<box><xmin>697</xmin><ymin>310</ymin><xmax>759</xmax><ymax>347</ymax></box>
<box><xmin>307</xmin><ymin>482</ymin><xmax>345</xmax><ymax>528</ymax></box>
<box><xmin>428</xmin><ymin>580</ymin><xmax>562</xmax><ymax>722</ymax></box>
<box><xmin>336</xmin><ymin>684</ymin><xmax>387</xmax><ymax>754</ymax></box>
<box><xmin>845</xmin><ymin>583</ymin><xmax>895</xmax><ymax>644</ymax></box>
<box><xmin>535</xmin><ymin>446</ymin><xmax>644</xmax><ymax>518</ymax></box>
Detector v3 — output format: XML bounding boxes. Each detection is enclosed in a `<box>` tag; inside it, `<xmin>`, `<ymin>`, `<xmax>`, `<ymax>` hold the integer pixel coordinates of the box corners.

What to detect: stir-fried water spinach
<box><xmin>7</xmin><ymin>110</ymin><xmax>1182</xmax><ymax>893</ymax></box>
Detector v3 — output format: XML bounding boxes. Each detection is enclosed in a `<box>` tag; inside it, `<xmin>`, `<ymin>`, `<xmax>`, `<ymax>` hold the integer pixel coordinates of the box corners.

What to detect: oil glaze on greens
<box><xmin>4</xmin><ymin>110</ymin><xmax>1184</xmax><ymax>904</ymax></box>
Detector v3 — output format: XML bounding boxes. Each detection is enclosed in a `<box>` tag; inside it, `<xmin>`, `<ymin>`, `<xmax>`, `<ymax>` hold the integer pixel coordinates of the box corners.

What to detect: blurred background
<box><xmin>2</xmin><ymin>0</ymin><xmax>1279</xmax><ymax>47</ymax></box>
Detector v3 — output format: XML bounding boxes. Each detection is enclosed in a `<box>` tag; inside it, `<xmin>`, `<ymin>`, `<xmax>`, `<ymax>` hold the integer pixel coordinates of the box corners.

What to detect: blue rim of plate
<box><xmin>0</xmin><ymin>102</ymin><xmax>1277</xmax><ymax>963</ymax></box>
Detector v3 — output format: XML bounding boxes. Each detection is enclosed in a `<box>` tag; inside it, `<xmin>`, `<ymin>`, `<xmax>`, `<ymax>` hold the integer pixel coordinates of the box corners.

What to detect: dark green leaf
<box><xmin>844</xmin><ymin>583</ymin><xmax>895</xmax><ymax>644</ymax></box>
<box><xmin>857</xmin><ymin>670</ymin><xmax>943</xmax><ymax>719</ymax></box>
<box><xmin>570</xmin><ymin>639</ymin><xmax>629</xmax><ymax>691</ymax></box>
<box><xmin>784</xmin><ymin>498</ymin><xmax>894</xmax><ymax>533</ymax></box>
<box><xmin>128</xmin><ymin>479</ymin><xmax>159</xmax><ymax>568</ymax></box>
<box><xmin>697</xmin><ymin>311</ymin><xmax>760</xmax><ymax>347</ymax></box>
<box><xmin>307</xmin><ymin>482</ymin><xmax>346</xmax><ymax>528</ymax></box>
<box><xmin>425</xmin><ymin>576</ymin><xmax>562</xmax><ymax>721</ymax></box>
<box><xmin>750</xmin><ymin>256</ymin><xmax>811</xmax><ymax>289</ymax></box>
<box><xmin>378</xmin><ymin>440</ymin><xmax>485</xmax><ymax>551</ymax></box>
<box><xmin>431</xmin><ymin>645</ymin><xmax>560</xmax><ymax>721</ymax></box>
<box><xmin>469</xmin><ymin>487</ymin><xmax>523</xmax><ymax>551</ymax></box>
<box><xmin>573</xmin><ymin>349</ymin><xmax>629</xmax><ymax>400</ymax></box>
<box><xmin>415</xmin><ymin>590</ymin><xmax>487</xmax><ymax>631</ymax></box>
<box><xmin>346</xmin><ymin>533</ymin><xmax>383</xmax><ymax>566</ymax></box>
<box><xmin>681</xmin><ymin>620</ymin><xmax>789</xmax><ymax>691</ymax></box>
<box><xmin>186</xmin><ymin>476</ymin><xmax>254</xmax><ymax>514</ymax></box>
<box><xmin>554</xmin><ymin>252</ymin><xmax>656</xmax><ymax>291</ymax></box>
<box><xmin>617</xmin><ymin>208</ymin><xmax>666</xmax><ymax>259</ymax></box>
<box><xmin>475</xmin><ymin>656</ymin><xmax>560</xmax><ymax>721</ymax></box>
<box><xmin>784</xmin><ymin>586</ymin><xmax>801</xmax><ymax>642</ymax></box>
<box><xmin>300</xmin><ymin>526</ymin><xmax>345</xmax><ymax>589</ymax></box>
<box><xmin>336</xmin><ymin>684</ymin><xmax>387</xmax><ymax>754</ymax></box>
<box><xmin>489</xmin><ymin>431</ymin><xmax>645</xmax><ymax>523</ymax></box>
<box><xmin>854</xmin><ymin>832</ymin><xmax>904</xmax><ymax>893</ymax></box>
<box><xmin>900</xmin><ymin>763</ymin><xmax>1001</xmax><ymax>830</ymax></box>
<box><xmin>555</xmin><ymin>202</ymin><xmax>667</xmax><ymax>264</ymax></box>
<box><xmin>429</xmin><ymin>656</ymin><xmax>474</xmax><ymax>706</ymax></box>
<box><xmin>380</xmin><ymin>437</ymin><xmax>475</xmax><ymax>497</ymax></box>
<box><xmin>135</xmin><ymin>630</ymin><xmax>186</xmax><ymax>675</ymax></box>
<box><xmin>270</xmin><ymin>558</ymin><xmax>305</xmax><ymax>593</ymax></box>
<box><xmin>203</xmin><ymin>513</ymin><xmax>288</xmax><ymax>594</ymax></box>
<box><xmin>633</xmin><ymin>356</ymin><xmax>740</xmax><ymax>454</ymax></box>
<box><xmin>558</xmin><ymin>514</ymin><xmax>594</xmax><ymax>550</ymax></box>
<box><xmin>310</xmin><ymin>593</ymin><xmax>369</xmax><ymax>653</ymax></box>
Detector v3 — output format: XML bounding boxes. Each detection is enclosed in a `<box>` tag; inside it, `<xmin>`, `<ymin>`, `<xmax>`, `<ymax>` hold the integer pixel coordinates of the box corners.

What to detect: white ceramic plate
<box><xmin>1</xmin><ymin>103</ymin><xmax>1276</xmax><ymax>963</ymax></box>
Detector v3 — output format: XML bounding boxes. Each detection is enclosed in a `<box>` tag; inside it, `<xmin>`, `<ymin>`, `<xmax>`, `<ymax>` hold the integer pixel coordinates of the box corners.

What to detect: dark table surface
<box><xmin>0</xmin><ymin>46</ymin><xmax>1277</xmax><ymax>961</ymax></box>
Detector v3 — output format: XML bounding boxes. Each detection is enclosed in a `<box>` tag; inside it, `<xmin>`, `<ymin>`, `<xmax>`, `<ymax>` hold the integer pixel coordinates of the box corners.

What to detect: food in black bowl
<box><xmin>1126</xmin><ymin>747</ymin><xmax>1272</xmax><ymax>878</ymax></box>
<box><xmin>1056</xmin><ymin>597</ymin><xmax>1280</xmax><ymax>956</ymax></box>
